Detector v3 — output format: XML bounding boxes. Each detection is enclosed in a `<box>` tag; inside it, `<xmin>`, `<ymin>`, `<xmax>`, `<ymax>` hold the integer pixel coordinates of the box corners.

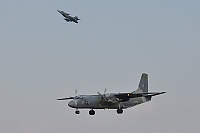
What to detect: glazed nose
<box><xmin>68</xmin><ymin>100</ymin><xmax>75</xmax><ymax>107</ymax></box>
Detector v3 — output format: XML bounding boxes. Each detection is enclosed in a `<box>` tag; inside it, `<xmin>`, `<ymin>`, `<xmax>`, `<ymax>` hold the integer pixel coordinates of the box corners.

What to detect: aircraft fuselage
<box><xmin>57</xmin><ymin>10</ymin><xmax>80</xmax><ymax>23</ymax></box>
<box><xmin>68</xmin><ymin>94</ymin><xmax>151</xmax><ymax>109</ymax></box>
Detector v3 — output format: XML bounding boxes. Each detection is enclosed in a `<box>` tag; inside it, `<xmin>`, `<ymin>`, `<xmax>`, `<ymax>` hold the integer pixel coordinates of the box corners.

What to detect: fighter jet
<box><xmin>57</xmin><ymin>73</ymin><xmax>166</xmax><ymax>115</ymax></box>
<box><xmin>57</xmin><ymin>10</ymin><xmax>80</xmax><ymax>23</ymax></box>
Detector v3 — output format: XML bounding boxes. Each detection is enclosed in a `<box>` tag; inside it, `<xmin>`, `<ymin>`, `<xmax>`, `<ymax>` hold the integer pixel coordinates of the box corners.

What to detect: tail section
<box><xmin>74</xmin><ymin>16</ymin><xmax>80</xmax><ymax>20</ymax></box>
<box><xmin>132</xmin><ymin>73</ymin><xmax>165</xmax><ymax>99</ymax></box>
<box><xmin>135</xmin><ymin>73</ymin><xmax>148</xmax><ymax>93</ymax></box>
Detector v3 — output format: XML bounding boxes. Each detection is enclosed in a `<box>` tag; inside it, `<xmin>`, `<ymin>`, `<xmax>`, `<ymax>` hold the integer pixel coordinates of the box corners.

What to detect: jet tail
<box><xmin>74</xmin><ymin>16</ymin><xmax>80</xmax><ymax>20</ymax></box>
<box><xmin>134</xmin><ymin>73</ymin><xmax>148</xmax><ymax>93</ymax></box>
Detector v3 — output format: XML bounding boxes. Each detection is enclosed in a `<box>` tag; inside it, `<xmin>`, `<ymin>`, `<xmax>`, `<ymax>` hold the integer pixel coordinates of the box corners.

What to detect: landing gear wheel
<box><xmin>89</xmin><ymin>109</ymin><xmax>95</xmax><ymax>115</ymax></box>
<box><xmin>75</xmin><ymin>110</ymin><xmax>80</xmax><ymax>114</ymax></box>
<box><xmin>117</xmin><ymin>109</ymin><xmax>123</xmax><ymax>114</ymax></box>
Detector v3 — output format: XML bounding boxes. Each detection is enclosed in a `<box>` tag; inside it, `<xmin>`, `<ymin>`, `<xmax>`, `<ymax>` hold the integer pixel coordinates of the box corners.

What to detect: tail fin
<box><xmin>74</xmin><ymin>16</ymin><xmax>80</xmax><ymax>20</ymax></box>
<box><xmin>135</xmin><ymin>73</ymin><xmax>148</xmax><ymax>93</ymax></box>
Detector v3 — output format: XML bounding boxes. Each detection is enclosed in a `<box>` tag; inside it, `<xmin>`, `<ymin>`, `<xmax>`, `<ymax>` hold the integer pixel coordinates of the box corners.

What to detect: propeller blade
<box><xmin>97</xmin><ymin>92</ymin><xmax>103</xmax><ymax>97</ymax></box>
<box><xmin>97</xmin><ymin>91</ymin><xmax>107</xmax><ymax>101</ymax></box>
<box><xmin>75</xmin><ymin>89</ymin><xmax>77</xmax><ymax>96</ymax></box>
<box><xmin>74</xmin><ymin>99</ymin><xmax>77</xmax><ymax>106</ymax></box>
<box><xmin>97</xmin><ymin>92</ymin><xmax>105</xmax><ymax>99</ymax></box>
<box><xmin>104</xmin><ymin>88</ymin><xmax>107</xmax><ymax>94</ymax></box>
<box><xmin>98</xmin><ymin>88</ymin><xmax>107</xmax><ymax>98</ymax></box>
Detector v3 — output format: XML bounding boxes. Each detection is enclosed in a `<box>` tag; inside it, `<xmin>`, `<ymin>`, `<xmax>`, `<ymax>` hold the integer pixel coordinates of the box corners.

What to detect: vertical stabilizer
<box><xmin>135</xmin><ymin>73</ymin><xmax>148</xmax><ymax>93</ymax></box>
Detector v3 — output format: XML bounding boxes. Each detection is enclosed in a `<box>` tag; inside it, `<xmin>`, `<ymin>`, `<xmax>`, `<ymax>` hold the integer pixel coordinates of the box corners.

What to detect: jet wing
<box><xmin>64</xmin><ymin>18</ymin><xmax>71</xmax><ymax>22</ymax></box>
<box><xmin>57</xmin><ymin>10</ymin><xmax>70</xmax><ymax>18</ymax></box>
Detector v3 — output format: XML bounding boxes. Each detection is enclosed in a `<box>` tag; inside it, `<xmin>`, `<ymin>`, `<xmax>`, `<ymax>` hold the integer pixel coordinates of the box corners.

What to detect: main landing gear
<box><xmin>75</xmin><ymin>109</ymin><xmax>122</xmax><ymax>115</ymax></box>
<box><xmin>117</xmin><ymin>109</ymin><xmax>123</xmax><ymax>114</ymax></box>
<box><xmin>89</xmin><ymin>109</ymin><xmax>95</xmax><ymax>115</ymax></box>
<box><xmin>74</xmin><ymin>109</ymin><xmax>95</xmax><ymax>115</ymax></box>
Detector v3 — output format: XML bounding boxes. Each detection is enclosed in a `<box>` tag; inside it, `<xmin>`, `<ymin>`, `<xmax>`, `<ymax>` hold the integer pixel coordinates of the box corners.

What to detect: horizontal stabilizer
<box><xmin>115</xmin><ymin>92</ymin><xmax>166</xmax><ymax>101</ymax></box>
<box><xmin>147</xmin><ymin>92</ymin><xmax>166</xmax><ymax>97</ymax></box>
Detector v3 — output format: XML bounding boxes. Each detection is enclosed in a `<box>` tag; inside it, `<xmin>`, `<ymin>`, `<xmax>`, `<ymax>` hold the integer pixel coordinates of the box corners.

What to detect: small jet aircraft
<box><xmin>57</xmin><ymin>10</ymin><xmax>80</xmax><ymax>23</ymax></box>
<box><xmin>57</xmin><ymin>73</ymin><xmax>166</xmax><ymax>115</ymax></box>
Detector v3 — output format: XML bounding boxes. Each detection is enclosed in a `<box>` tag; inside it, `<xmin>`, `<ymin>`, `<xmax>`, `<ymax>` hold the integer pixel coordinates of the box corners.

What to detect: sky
<box><xmin>0</xmin><ymin>0</ymin><xmax>200</xmax><ymax>133</ymax></box>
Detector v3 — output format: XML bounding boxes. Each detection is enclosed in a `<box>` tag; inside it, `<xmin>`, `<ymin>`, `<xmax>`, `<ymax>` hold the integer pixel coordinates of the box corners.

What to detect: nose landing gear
<box><xmin>75</xmin><ymin>109</ymin><xmax>80</xmax><ymax>114</ymax></box>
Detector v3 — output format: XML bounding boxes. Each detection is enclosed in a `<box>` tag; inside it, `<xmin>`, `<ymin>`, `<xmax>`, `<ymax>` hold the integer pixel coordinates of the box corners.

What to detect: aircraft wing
<box><xmin>115</xmin><ymin>93</ymin><xmax>143</xmax><ymax>101</ymax></box>
<box><xmin>57</xmin><ymin>10</ymin><xmax>70</xmax><ymax>18</ymax></box>
<box><xmin>57</xmin><ymin>97</ymin><xmax>74</xmax><ymax>100</ymax></box>
<box><xmin>64</xmin><ymin>18</ymin><xmax>71</xmax><ymax>22</ymax></box>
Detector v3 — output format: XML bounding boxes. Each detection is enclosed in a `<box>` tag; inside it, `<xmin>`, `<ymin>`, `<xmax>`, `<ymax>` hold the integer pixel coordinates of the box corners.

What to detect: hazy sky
<box><xmin>0</xmin><ymin>0</ymin><xmax>200</xmax><ymax>133</ymax></box>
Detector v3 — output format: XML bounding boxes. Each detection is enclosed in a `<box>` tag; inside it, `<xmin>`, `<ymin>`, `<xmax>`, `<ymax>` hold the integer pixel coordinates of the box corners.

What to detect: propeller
<box><xmin>97</xmin><ymin>88</ymin><xmax>107</xmax><ymax>100</ymax></box>
<box><xmin>97</xmin><ymin>88</ymin><xmax>119</xmax><ymax>104</ymax></box>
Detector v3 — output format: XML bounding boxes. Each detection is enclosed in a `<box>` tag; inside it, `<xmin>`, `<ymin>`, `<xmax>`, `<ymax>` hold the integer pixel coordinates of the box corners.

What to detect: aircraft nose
<box><xmin>68</xmin><ymin>100</ymin><xmax>76</xmax><ymax>108</ymax></box>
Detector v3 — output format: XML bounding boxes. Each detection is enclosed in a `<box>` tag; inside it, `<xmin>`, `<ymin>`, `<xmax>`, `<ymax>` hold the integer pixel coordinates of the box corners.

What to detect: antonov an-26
<box><xmin>57</xmin><ymin>73</ymin><xmax>166</xmax><ymax>115</ymax></box>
